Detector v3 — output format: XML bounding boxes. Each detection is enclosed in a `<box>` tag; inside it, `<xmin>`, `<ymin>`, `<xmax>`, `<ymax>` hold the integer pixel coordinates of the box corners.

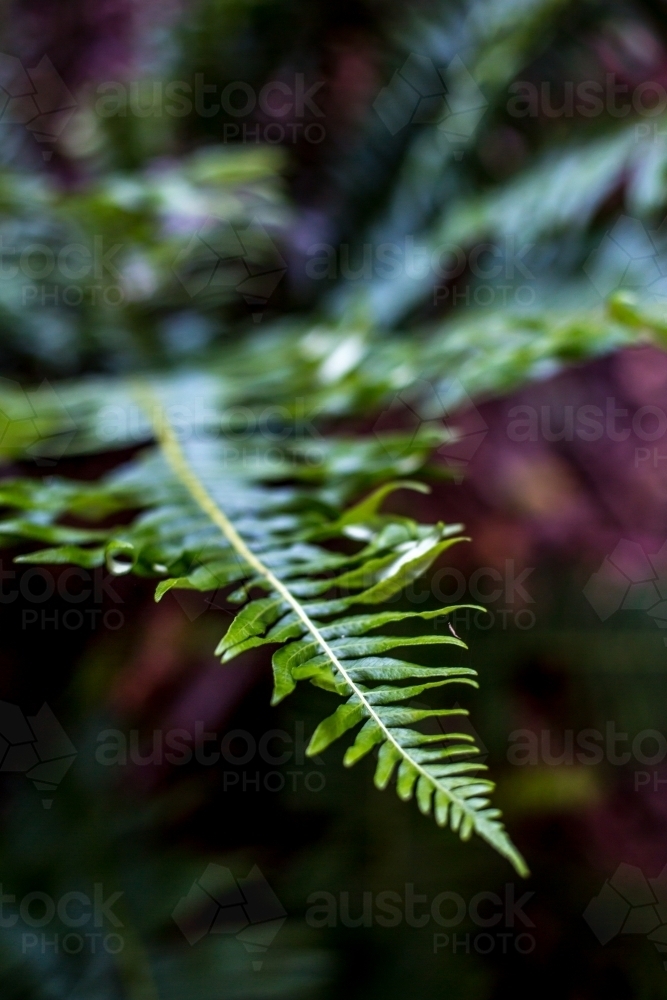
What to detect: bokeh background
<box><xmin>2</xmin><ymin>0</ymin><xmax>667</xmax><ymax>996</ymax></box>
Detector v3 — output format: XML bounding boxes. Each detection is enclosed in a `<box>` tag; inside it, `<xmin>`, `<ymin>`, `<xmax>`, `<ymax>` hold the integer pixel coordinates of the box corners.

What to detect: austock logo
<box><xmin>0</xmin><ymin>377</ymin><xmax>77</xmax><ymax>465</ymax></box>
<box><xmin>1</xmin><ymin>883</ymin><xmax>125</xmax><ymax>956</ymax></box>
<box><xmin>172</xmin><ymin>863</ymin><xmax>286</xmax><ymax>970</ymax></box>
<box><xmin>0</xmin><ymin>701</ymin><xmax>76</xmax><ymax>807</ymax></box>
<box><xmin>306</xmin><ymin>882</ymin><xmax>535</xmax><ymax>955</ymax></box>
<box><xmin>371</xmin><ymin>377</ymin><xmax>488</xmax><ymax>481</ymax></box>
<box><xmin>373</xmin><ymin>53</ymin><xmax>487</xmax><ymax>154</ymax></box>
<box><xmin>0</xmin><ymin>53</ymin><xmax>76</xmax><ymax>159</ymax></box>
<box><xmin>172</xmin><ymin>217</ymin><xmax>287</xmax><ymax>319</ymax></box>
<box><xmin>584</xmin><ymin>215</ymin><xmax>667</xmax><ymax>302</ymax></box>
<box><xmin>584</xmin><ymin>863</ymin><xmax>667</xmax><ymax>970</ymax></box>
<box><xmin>583</xmin><ymin>539</ymin><xmax>667</xmax><ymax>639</ymax></box>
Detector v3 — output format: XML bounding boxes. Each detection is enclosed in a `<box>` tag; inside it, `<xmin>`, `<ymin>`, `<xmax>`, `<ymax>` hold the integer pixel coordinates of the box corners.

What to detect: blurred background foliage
<box><xmin>2</xmin><ymin>0</ymin><xmax>667</xmax><ymax>379</ymax></box>
<box><xmin>2</xmin><ymin>0</ymin><xmax>667</xmax><ymax>996</ymax></box>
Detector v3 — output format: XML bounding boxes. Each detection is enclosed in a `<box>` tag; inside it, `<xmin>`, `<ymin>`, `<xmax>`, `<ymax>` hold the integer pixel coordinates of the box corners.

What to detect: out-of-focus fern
<box><xmin>0</xmin><ymin>145</ymin><xmax>287</xmax><ymax>375</ymax></box>
<box><xmin>0</xmin><ymin>287</ymin><xmax>664</xmax><ymax>463</ymax></box>
<box><xmin>438</xmin><ymin>123</ymin><xmax>667</xmax><ymax>247</ymax></box>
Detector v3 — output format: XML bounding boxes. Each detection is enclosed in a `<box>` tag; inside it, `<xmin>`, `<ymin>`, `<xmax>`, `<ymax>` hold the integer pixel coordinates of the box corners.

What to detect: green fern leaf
<box><xmin>0</xmin><ymin>388</ymin><xmax>527</xmax><ymax>876</ymax></box>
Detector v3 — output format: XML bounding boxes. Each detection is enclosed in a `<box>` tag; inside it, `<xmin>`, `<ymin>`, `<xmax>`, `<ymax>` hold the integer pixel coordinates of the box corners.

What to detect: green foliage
<box><xmin>2</xmin><ymin>284</ymin><xmax>666</xmax><ymax>467</ymax></box>
<box><xmin>0</xmin><ymin>390</ymin><xmax>526</xmax><ymax>873</ymax></box>
<box><xmin>4</xmin><ymin>0</ymin><xmax>667</xmax><ymax>906</ymax></box>
<box><xmin>0</xmin><ymin>146</ymin><xmax>286</xmax><ymax>375</ymax></box>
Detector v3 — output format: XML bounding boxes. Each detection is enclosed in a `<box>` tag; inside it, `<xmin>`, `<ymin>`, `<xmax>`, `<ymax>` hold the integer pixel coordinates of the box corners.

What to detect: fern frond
<box><xmin>2</xmin><ymin>284</ymin><xmax>665</xmax><ymax>466</ymax></box>
<box><xmin>0</xmin><ymin>388</ymin><xmax>527</xmax><ymax>875</ymax></box>
<box><xmin>438</xmin><ymin>124</ymin><xmax>655</xmax><ymax>248</ymax></box>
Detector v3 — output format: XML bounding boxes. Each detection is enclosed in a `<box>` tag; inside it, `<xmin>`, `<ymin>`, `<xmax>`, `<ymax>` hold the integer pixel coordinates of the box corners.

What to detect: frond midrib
<box><xmin>135</xmin><ymin>384</ymin><xmax>525</xmax><ymax>870</ymax></box>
